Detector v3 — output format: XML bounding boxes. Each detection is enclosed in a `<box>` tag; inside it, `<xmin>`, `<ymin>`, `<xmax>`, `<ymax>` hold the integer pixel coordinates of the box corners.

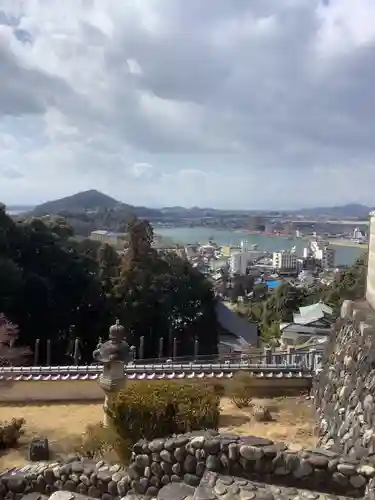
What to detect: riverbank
<box><xmin>154</xmin><ymin>227</ymin><xmax>364</xmax><ymax>266</ymax></box>
<box><xmin>328</xmin><ymin>239</ymin><xmax>368</xmax><ymax>248</ymax></box>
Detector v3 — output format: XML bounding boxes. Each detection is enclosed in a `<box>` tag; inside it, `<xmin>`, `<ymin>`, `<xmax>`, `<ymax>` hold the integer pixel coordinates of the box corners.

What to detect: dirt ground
<box><xmin>0</xmin><ymin>396</ymin><xmax>316</xmax><ymax>470</ymax></box>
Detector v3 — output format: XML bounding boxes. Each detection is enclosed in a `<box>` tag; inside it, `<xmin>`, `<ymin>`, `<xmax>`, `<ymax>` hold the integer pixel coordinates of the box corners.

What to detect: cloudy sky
<box><xmin>0</xmin><ymin>0</ymin><xmax>374</xmax><ymax>209</ymax></box>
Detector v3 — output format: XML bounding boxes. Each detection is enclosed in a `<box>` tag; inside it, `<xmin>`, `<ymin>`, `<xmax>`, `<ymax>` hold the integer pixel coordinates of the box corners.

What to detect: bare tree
<box><xmin>0</xmin><ymin>314</ymin><xmax>31</xmax><ymax>366</ymax></box>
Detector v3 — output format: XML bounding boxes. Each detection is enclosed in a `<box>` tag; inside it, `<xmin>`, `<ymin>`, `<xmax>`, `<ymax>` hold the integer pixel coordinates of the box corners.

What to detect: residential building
<box><xmin>272</xmin><ymin>250</ymin><xmax>297</xmax><ymax>271</ymax></box>
<box><xmin>321</xmin><ymin>246</ymin><xmax>335</xmax><ymax>269</ymax></box>
<box><xmin>280</xmin><ymin>302</ymin><xmax>335</xmax><ymax>347</ymax></box>
<box><xmin>303</xmin><ymin>239</ymin><xmax>335</xmax><ymax>269</ymax></box>
<box><xmin>229</xmin><ymin>249</ymin><xmax>264</xmax><ymax>275</ymax></box>
<box><xmin>229</xmin><ymin>252</ymin><xmax>247</xmax><ymax>275</ymax></box>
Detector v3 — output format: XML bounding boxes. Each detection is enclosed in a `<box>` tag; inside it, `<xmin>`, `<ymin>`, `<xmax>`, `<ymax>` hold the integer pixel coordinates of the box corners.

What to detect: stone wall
<box><xmin>314</xmin><ymin>299</ymin><xmax>375</xmax><ymax>459</ymax></box>
<box><xmin>1</xmin><ymin>431</ymin><xmax>374</xmax><ymax>500</ymax></box>
<box><xmin>367</xmin><ymin>212</ymin><xmax>375</xmax><ymax>310</ymax></box>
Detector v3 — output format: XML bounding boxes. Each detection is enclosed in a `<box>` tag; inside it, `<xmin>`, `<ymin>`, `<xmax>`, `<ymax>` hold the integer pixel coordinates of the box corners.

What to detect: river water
<box><xmin>154</xmin><ymin>227</ymin><xmax>364</xmax><ymax>266</ymax></box>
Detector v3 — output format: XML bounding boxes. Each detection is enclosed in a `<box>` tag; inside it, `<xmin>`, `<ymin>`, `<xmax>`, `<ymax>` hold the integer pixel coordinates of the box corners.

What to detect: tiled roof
<box><xmin>0</xmin><ymin>364</ymin><xmax>312</xmax><ymax>381</ymax></box>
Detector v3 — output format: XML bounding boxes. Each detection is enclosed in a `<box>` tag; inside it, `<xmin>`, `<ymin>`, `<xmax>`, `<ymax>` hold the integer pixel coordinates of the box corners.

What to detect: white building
<box><xmin>353</xmin><ymin>227</ymin><xmax>366</xmax><ymax>241</ymax></box>
<box><xmin>303</xmin><ymin>239</ymin><xmax>335</xmax><ymax>269</ymax></box>
<box><xmin>321</xmin><ymin>246</ymin><xmax>335</xmax><ymax>269</ymax></box>
<box><xmin>229</xmin><ymin>249</ymin><xmax>265</xmax><ymax>275</ymax></box>
<box><xmin>184</xmin><ymin>246</ymin><xmax>197</xmax><ymax>260</ymax></box>
<box><xmin>272</xmin><ymin>250</ymin><xmax>297</xmax><ymax>270</ymax></box>
<box><xmin>229</xmin><ymin>252</ymin><xmax>248</xmax><ymax>275</ymax></box>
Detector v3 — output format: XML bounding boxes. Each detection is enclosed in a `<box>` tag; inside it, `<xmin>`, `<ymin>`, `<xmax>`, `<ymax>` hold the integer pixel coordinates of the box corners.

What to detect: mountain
<box><xmin>295</xmin><ymin>203</ymin><xmax>373</xmax><ymax>219</ymax></box>
<box><xmin>31</xmin><ymin>190</ymin><xmax>121</xmax><ymax>216</ymax></box>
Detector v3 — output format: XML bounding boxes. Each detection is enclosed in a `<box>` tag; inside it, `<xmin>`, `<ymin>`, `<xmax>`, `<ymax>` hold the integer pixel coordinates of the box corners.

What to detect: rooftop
<box><xmin>293</xmin><ymin>302</ymin><xmax>333</xmax><ymax>325</ymax></box>
<box><xmin>215</xmin><ymin>301</ymin><xmax>258</xmax><ymax>346</ymax></box>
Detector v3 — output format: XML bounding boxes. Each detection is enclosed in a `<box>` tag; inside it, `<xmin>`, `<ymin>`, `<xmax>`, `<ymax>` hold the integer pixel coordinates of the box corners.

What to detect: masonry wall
<box><xmin>366</xmin><ymin>212</ymin><xmax>375</xmax><ymax>310</ymax></box>
<box><xmin>314</xmin><ymin>299</ymin><xmax>375</xmax><ymax>459</ymax></box>
<box><xmin>2</xmin><ymin>432</ymin><xmax>375</xmax><ymax>500</ymax></box>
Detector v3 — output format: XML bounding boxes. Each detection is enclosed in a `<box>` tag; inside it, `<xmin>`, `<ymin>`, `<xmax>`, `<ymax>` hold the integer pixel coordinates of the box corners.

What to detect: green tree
<box><xmin>320</xmin><ymin>252</ymin><xmax>367</xmax><ymax>314</ymax></box>
<box><xmin>0</xmin><ymin>208</ymin><xmax>111</xmax><ymax>363</ymax></box>
<box><xmin>97</xmin><ymin>243</ymin><xmax>120</xmax><ymax>296</ymax></box>
<box><xmin>0</xmin><ymin>314</ymin><xmax>31</xmax><ymax>366</ymax></box>
<box><xmin>114</xmin><ymin>218</ymin><xmax>217</xmax><ymax>358</ymax></box>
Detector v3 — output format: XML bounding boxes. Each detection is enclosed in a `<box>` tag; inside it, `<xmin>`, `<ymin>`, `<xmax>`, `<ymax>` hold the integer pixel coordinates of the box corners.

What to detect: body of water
<box><xmin>154</xmin><ymin>227</ymin><xmax>365</xmax><ymax>267</ymax></box>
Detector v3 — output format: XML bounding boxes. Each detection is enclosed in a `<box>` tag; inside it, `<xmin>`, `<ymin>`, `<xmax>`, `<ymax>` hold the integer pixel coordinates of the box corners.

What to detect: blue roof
<box><xmin>266</xmin><ymin>280</ymin><xmax>282</xmax><ymax>289</ymax></box>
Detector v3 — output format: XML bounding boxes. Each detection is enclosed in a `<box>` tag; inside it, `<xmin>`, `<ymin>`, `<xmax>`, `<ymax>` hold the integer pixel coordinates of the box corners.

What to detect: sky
<box><xmin>0</xmin><ymin>0</ymin><xmax>375</xmax><ymax>210</ymax></box>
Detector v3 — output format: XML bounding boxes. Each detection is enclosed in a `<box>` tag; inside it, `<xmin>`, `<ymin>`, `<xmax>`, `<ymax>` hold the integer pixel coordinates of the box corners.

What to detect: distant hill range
<box><xmin>292</xmin><ymin>204</ymin><xmax>373</xmax><ymax>219</ymax></box>
<box><xmin>30</xmin><ymin>190</ymin><xmax>161</xmax><ymax>218</ymax></box>
<box><xmin>27</xmin><ymin>190</ymin><xmax>373</xmax><ymax>220</ymax></box>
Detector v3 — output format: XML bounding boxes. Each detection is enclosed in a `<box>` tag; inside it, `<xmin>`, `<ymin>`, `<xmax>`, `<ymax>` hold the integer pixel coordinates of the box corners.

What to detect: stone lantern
<box><xmin>93</xmin><ymin>319</ymin><xmax>134</xmax><ymax>426</ymax></box>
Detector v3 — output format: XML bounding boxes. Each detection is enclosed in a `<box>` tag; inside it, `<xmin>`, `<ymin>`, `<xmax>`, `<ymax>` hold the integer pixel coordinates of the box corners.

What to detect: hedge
<box><xmin>107</xmin><ymin>381</ymin><xmax>220</xmax><ymax>447</ymax></box>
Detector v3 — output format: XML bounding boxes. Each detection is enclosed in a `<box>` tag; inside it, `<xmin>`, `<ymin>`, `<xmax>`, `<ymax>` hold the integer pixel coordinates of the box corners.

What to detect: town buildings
<box><xmin>303</xmin><ymin>239</ymin><xmax>335</xmax><ymax>269</ymax></box>
<box><xmin>279</xmin><ymin>302</ymin><xmax>334</xmax><ymax>348</ymax></box>
<box><xmin>272</xmin><ymin>249</ymin><xmax>298</xmax><ymax>271</ymax></box>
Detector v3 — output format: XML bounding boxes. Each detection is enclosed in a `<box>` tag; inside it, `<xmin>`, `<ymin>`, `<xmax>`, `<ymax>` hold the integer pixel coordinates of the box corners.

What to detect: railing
<box><xmin>0</xmin><ymin>349</ymin><xmax>322</xmax><ymax>377</ymax></box>
<box><xmin>132</xmin><ymin>349</ymin><xmax>322</xmax><ymax>371</ymax></box>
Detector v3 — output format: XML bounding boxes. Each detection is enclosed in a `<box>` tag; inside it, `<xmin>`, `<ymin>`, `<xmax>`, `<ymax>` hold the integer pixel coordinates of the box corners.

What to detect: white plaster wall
<box><xmin>0</xmin><ymin>380</ymin><xmax>104</xmax><ymax>403</ymax></box>
<box><xmin>0</xmin><ymin>378</ymin><xmax>310</xmax><ymax>403</ymax></box>
<box><xmin>366</xmin><ymin>214</ymin><xmax>375</xmax><ymax>310</ymax></box>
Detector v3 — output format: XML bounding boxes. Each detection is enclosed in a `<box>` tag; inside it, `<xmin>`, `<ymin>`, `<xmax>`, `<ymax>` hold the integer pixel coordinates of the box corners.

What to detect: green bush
<box><xmin>77</xmin><ymin>423</ymin><xmax>131</xmax><ymax>464</ymax></box>
<box><xmin>0</xmin><ymin>418</ymin><xmax>25</xmax><ymax>449</ymax></box>
<box><xmin>228</xmin><ymin>372</ymin><xmax>254</xmax><ymax>408</ymax></box>
<box><xmin>107</xmin><ymin>381</ymin><xmax>220</xmax><ymax>449</ymax></box>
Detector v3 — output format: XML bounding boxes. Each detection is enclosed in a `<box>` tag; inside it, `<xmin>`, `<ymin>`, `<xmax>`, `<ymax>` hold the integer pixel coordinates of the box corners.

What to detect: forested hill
<box><xmin>31</xmin><ymin>190</ymin><xmax>122</xmax><ymax>215</ymax></box>
<box><xmin>27</xmin><ymin>190</ymin><xmax>163</xmax><ymax>236</ymax></box>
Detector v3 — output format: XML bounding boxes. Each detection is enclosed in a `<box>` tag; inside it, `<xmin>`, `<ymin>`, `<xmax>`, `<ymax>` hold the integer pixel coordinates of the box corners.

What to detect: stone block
<box><xmin>28</xmin><ymin>438</ymin><xmax>49</xmax><ymax>462</ymax></box>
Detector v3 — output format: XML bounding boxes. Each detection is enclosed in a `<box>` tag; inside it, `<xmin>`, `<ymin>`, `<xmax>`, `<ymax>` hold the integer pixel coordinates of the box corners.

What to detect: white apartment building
<box><xmin>229</xmin><ymin>249</ymin><xmax>265</xmax><ymax>275</ymax></box>
<box><xmin>272</xmin><ymin>250</ymin><xmax>297</xmax><ymax>270</ymax></box>
<box><xmin>229</xmin><ymin>252</ymin><xmax>248</xmax><ymax>275</ymax></box>
<box><xmin>320</xmin><ymin>247</ymin><xmax>335</xmax><ymax>269</ymax></box>
<box><xmin>303</xmin><ymin>239</ymin><xmax>335</xmax><ymax>269</ymax></box>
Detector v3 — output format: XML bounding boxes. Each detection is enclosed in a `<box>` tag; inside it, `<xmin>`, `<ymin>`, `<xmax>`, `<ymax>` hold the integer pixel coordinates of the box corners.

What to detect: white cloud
<box><xmin>315</xmin><ymin>0</ymin><xmax>375</xmax><ymax>57</ymax></box>
<box><xmin>0</xmin><ymin>0</ymin><xmax>374</xmax><ymax>209</ymax></box>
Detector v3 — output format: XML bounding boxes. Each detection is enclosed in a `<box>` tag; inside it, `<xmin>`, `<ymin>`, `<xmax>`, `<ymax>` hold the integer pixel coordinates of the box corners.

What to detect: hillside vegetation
<box><xmin>28</xmin><ymin>190</ymin><xmax>163</xmax><ymax>236</ymax></box>
<box><xmin>31</xmin><ymin>189</ymin><xmax>120</xmax><ymax>215</ymax></box>
<box><xmin>0</xmin><ymin>207</ymin><xmax>217</xmax><ymax>363</ymax></box>
<box><xmin>238</xmin><ymin>252</ymin><xmax>368</xmax><ymax>343</ymax></box>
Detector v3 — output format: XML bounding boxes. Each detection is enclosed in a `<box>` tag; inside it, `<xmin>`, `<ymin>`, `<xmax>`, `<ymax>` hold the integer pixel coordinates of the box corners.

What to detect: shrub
<box><xmin>252</xmin><ymin>404</ymin><xmax>273</xmax><ymax>422</ymax></box>
<box><xmin>107</xmin><ymin>381</ymin><xmax>220</xmax><ymax>453</ymax></box>
<box><xmin>228</xmin><ymin>372</ymin><xmax>254</xmax><ymax>408</ymax></box>
<box><xmin>0</xmin><ymin>418</ymin><xmax>25</xmax><ymax>449</ymax></box>
<box><xmin>209</xmin><ymin>381</ymin><xmax>225</xmax><ymax>397</ymax></box>
<box><xmin>77</xmin><ymin>423</ymin><xmax>131</xmax><ymax>464</ymax></box>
